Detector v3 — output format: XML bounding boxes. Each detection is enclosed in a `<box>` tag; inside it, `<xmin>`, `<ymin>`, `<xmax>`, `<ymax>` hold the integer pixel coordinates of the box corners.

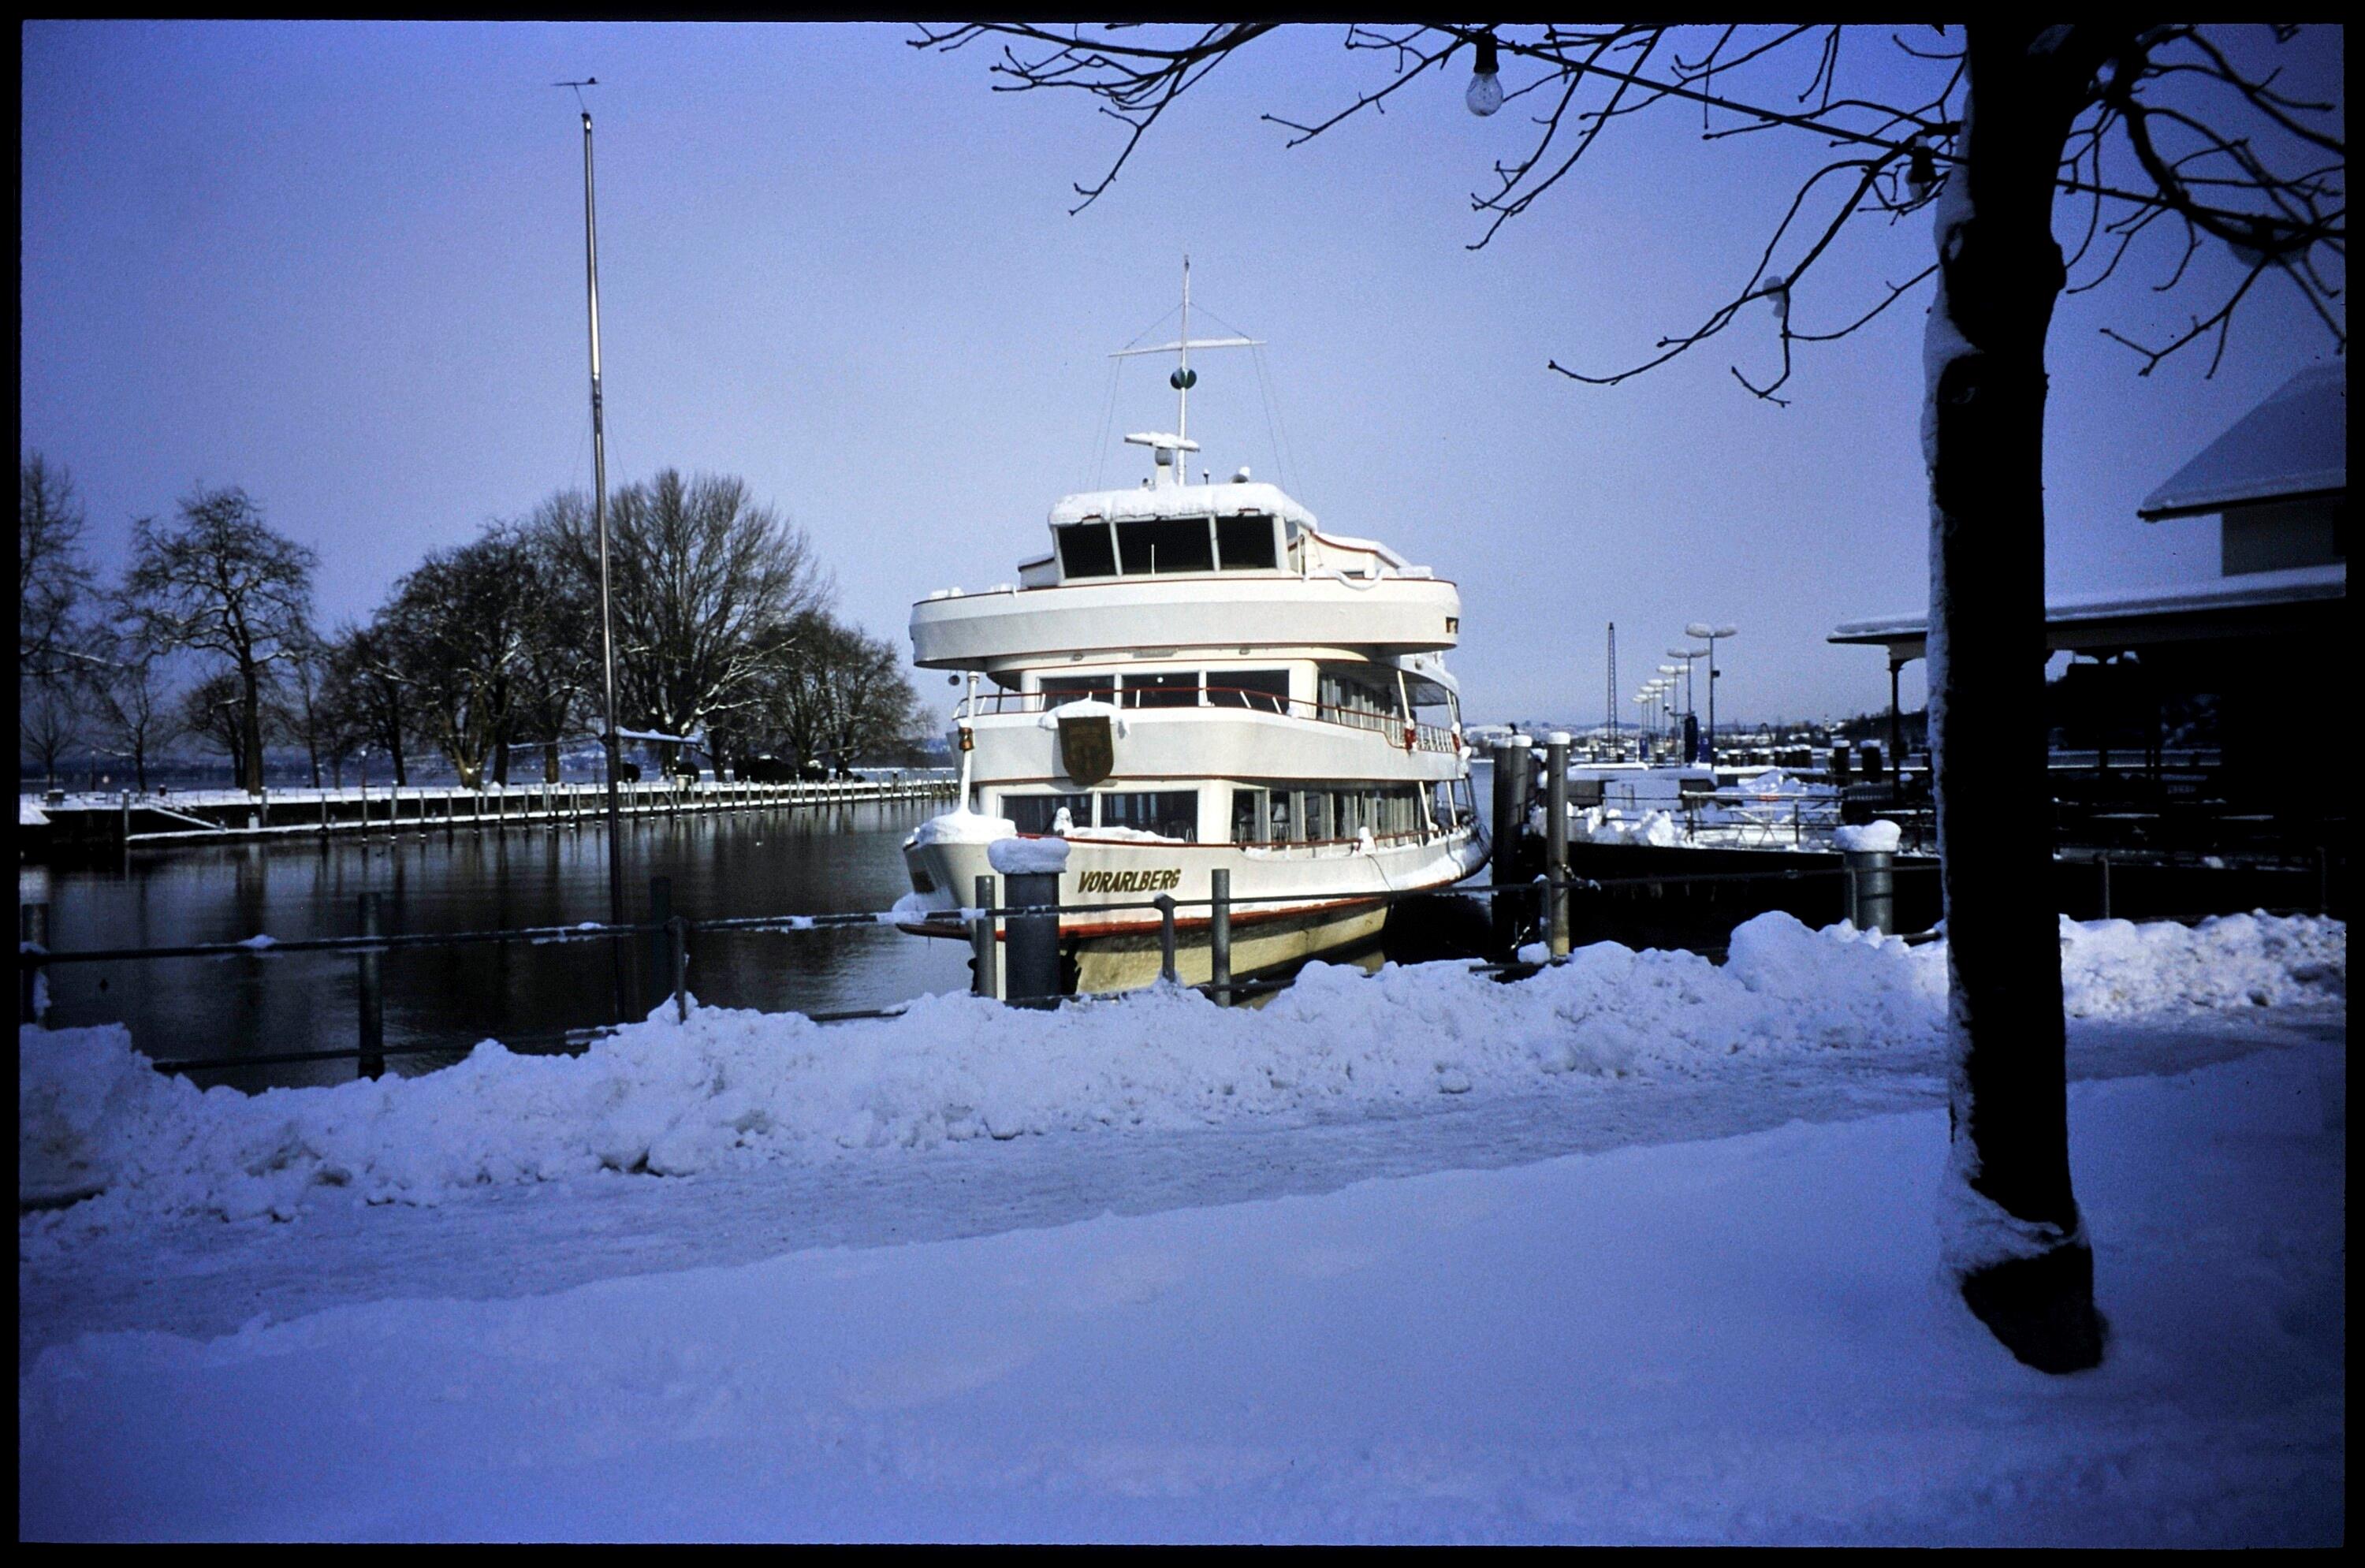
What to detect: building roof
<box><xmin>1828</xmin><ymin>562</ymin><xmax>2347</xmax><ymax>662</ymax></box>
<box><xmin>2138</xmin><ymin>363</ymin><xmax>2346</xmax><ymax>520</ymax></box>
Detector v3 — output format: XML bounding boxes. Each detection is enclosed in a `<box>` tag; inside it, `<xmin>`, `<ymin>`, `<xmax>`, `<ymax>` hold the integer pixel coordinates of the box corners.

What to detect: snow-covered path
<box><xmin>14</xmin><ymin>1010</ymin><xmax>2334</xmax><ymax>1373</ymax></box>
<box><xmin>20</xmin><ymin>1034</ymin><xmax>2344</xmax><ymax>1543</ymax></box>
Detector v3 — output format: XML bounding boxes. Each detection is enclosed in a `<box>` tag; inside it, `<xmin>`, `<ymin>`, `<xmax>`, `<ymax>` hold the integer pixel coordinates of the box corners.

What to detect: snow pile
<box><xmin>989</xmin><ymin>836</ymin><xmax>1071</xmax><ymax>876</ymax></box>
<box><xmin>908</xmin><ymin>808</ymin><xmax>1016</xmax><ymax>848</ymax></box>
<box><xmin>18</xmin><ymin>913</ymin><xmax>2341</xmax><ymax>1235</ymax></box>
<box><xmin>1564</xmin><ymin>806</ymin><xmax>1682</xmax><ymax>847</ymax></box>
<box><xmin>2058</xmin><ymin>911</ymin><xmax>2345</xmax><ymax>1017</ymax></box>
<box><xmin>1834</xmin><ymin>821</ymin><xmax>1903</xmax><ymax>853</ymax></box>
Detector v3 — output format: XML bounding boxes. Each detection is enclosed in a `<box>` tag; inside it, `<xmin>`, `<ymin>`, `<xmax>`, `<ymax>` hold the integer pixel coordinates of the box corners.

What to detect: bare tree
<box><xmin>178</xmin><ymin>666</ymin><xmax>268</xmax><ymax>788</ymax></box>
<box><xmin>18</xmin><ymin>676</ymin><xmax>87</xmax><ymax>791</ymax></box>
<box><xmin>381</xmin><ymin>527</ymin><xmax>546</xmax><ymax>789</ymax></box>
<box><xmin>125</xmin><ymin>486</ymin><xmax>319</xmax><ymax>795</ymax></box>
<box><xmin>267</xmin><ymin>631</ymin><xmax>349</xmax><ymax>790</ymax></box>
<box><xmin>327</xmin><ymin>621</ymin><xmax>415</xmax><ymax>787</ymax></box>
<box><xmin>20</xmin><ymin>453</ymin><xmax>98</xmax><ymax>685</ymax></box>
<box><xmin>919</xmin><ymin>22</ymin><xmax>2345</xmax><ymax>1372</ymax></box>
<box><xmin>86</xmin><ymin>631</ymin><xmax>188</xmax><ymax>795</ymax></box>
<box><xmin>543</xmin><ymin>472</ymin><xmax>828</xmax><ymax>773</ymax></box>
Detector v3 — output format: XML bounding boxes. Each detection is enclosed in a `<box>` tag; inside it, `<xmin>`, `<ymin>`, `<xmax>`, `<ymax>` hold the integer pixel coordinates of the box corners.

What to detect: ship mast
<box><xmin>1112</xmin><ymin>258</ymin><xmax>1262</xmax><ymax>488</ymax></box>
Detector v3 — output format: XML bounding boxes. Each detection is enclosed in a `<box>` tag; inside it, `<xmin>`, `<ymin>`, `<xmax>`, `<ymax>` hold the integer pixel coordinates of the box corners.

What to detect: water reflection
<box><xmin>33</xmin><ymin>802</ymin><xmax>969</xmax><ymax>1090</ymax></box>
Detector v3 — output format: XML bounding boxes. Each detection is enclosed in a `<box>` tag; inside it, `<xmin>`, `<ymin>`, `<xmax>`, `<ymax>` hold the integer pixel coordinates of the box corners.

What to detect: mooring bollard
<box><xmin>1490</xmin><ymin>735</ymin><xmax>1533</xmax><ymax>956</ymax></box>
<box><xmin>1834</xmin><ymin>821</ymin><xmax>1898</xmax><ymax>934</ymax></box>
<box><xmin>669</xmin><ymin>914</ymin><xmax>690</xmax><ymax>1022</ymax></box>
<box><xmin>20</xmin><ymin>900</ymin><xmax>50</xmax><ymax>1025</ymax></box>
<box><xmin>1154</xmin><ymin>894</ymin><xmax>1179</xmax><ymax>986</ymax></box>
<box><xmin>1545</xmin><ymin>731</ymin><xmax>1571</xmax><ymax>958</ymax></box>
<box><xmin>971</xmin><ymin>873</ymin><xmax>999</xmax><ymax>1000</ymax></box>
<box><xmin>1209</xmin><ymin>868</ymin><xmax>1233</xmax><ymax>1000</ymax></box>
<box><xmin>356</xmin><ymin>892</ymin><xmax>385</xmax><ymax>1080</ymax></box>
<box><xmin>989</xmin><ymin>836</ymin><xmax>1067</xmax><ymax>1007</ymax></box>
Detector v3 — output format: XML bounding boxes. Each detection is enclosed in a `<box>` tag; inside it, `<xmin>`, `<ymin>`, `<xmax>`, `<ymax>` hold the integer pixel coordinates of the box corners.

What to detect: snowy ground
<box><xmin>17</xmin><ymin>912</ymin><xmax>2345</xmax><ymax>1542</ymax></box>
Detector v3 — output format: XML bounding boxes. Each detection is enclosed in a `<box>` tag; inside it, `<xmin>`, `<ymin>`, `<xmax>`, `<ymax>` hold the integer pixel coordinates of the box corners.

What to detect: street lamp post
<box><xmin>1667</xmin><ymin>645</ymin><xmax>1708</xmax><ymax>762</ymax></box>
<box><xmin>1685</xmin><ymin>623</ymin><xmax>1740</xmax><ymax>769</ymax></box>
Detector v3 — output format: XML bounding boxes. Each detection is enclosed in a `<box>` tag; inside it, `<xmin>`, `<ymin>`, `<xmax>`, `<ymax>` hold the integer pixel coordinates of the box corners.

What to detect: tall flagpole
<box><xmin>571</xmin><ymin>91</ymin><xmax>629</xmax><ymax>1005</ymax></box>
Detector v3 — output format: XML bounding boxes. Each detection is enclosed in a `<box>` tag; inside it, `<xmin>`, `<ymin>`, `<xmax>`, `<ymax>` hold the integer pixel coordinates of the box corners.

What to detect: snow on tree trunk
<box><xmin>1924</xmin><ymin>29</ymin><xmax>2104</xmax><ymax>1373</ymax></box>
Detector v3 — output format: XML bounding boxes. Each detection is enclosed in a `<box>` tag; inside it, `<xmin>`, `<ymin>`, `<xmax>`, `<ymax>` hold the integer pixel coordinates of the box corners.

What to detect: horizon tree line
<box><xmin>17</xmin><ymin>455</ymin><xmax>929</xmax><ymax>793</ymax></box>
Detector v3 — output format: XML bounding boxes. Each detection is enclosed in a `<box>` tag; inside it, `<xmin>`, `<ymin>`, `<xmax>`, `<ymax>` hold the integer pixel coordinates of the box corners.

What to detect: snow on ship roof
<box><xmin>2139</xmin><ymin>363</ymin><xmax>2345</xmax><ymax>520</ymax></box>
<box><xmin>1049</xmin><ymin>479</ymin><xmax>1316</xmax><ymax>531</ymax></box>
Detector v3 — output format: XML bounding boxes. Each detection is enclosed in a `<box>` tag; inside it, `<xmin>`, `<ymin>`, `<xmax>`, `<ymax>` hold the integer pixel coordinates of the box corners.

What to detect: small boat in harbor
<box><xmin>896</xmin><ymin>266</ymin><xmax>1488</xmax><ymax>994</ymax></box>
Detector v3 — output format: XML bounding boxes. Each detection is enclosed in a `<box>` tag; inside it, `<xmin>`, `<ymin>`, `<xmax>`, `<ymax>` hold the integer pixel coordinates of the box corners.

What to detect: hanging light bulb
<box><xmin>1905</xmin><ymin>139</ymin><xmax>1936</xmax><ymax>203</ymax></box>
<box><xmin>1762</xmin><ymin>273</ymin><xmax>1789</xmax><ymax>323</ymax></box>
<box><xmin>1466</xmin><ymin>33</ymin><xmax>1503</xmax><ymax>117</ymax></box>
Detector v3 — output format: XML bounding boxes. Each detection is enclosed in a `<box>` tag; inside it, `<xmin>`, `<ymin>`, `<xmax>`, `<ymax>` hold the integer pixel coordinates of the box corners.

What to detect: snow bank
<box><xmin>989</xmin><ymin>836</ymin><xmax>1071</xmax><ymax>876</ymax></box>
<box><xmin>17</xmin><ymin>914</ymin><xmax>2341</xmax><ymax>1235</ymax></box>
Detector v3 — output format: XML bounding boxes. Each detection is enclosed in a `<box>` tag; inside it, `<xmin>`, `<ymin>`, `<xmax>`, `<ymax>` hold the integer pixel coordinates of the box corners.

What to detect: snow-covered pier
<box><xmin>20</xmin><ymin>773</ymin><xmax>958</xmax><ymax>857</ymax></box>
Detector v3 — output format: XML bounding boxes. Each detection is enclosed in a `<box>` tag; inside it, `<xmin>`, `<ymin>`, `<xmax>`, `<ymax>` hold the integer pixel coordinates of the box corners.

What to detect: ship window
<box><xmin>1229</xmin><ymin>788</ymin><xmax>1270</xmax><ymax>844</ymax></box>
<box><xmin>1216</xmin><ymin>514</ymin><xmax>1277</xmax><ymax>571</ymax></box>
<box><xmin>1117</xmin><ymin>518</ymin><xmax>1216</xmax><ymax>575</ymax></box>
<box><xmin>1055</xmin><ymin>522</ymin><xmax>1118</xmax><ymax>579</ymax></box>
<box><xmin>1097</xmin><ymin>790</ymin><xmax>1198</xmax><ymax>841</ymax></box>
<box><xmin>1123</xmin><ymin>670</ymin><xmax>1201</xmax><ymax>709</ymax></box>
<box><xmin>1039</xmin><ymin>676</ymin><xmax>1115</xmax><ymax>708</ymax></box>
<box><xmin>1004</xmin><ymin>792</ymin><xmax>1090</xmax><ymax>835</ymax></box>
<box><xmin>1302</xmin><ymin>790</ymin><xmax>1331</xmax><ymax>842</ymax></box>
<box><xmin>1209</xmin><ymin>669</ymin><xmax>1290</xmax><ymax>713</ymax></box>
<box><xmin>1269</xmin><ymin>791</ymin><xmax>1297</xmax><ymax>842</ymax></box>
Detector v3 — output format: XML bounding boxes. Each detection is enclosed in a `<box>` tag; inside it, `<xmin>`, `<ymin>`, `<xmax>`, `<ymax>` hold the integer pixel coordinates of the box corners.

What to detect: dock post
<box><xmin>971</xmin><ymin>873</ymin><xmax>999</xmax><ymax>1000</ymax></box>
<box><xmin>123</xmin><ymin>789</ymin><xmax>132</xmax><ymax>846</ymax></box>
<box><xmin>1209</xmin><ymin>869</ymin><xmax>1233</xmax><ymax>1000</ymax></box>
<box><xmin>669</xmin><ymin>914</ymin><xmax>690</xmax><ymax>1022</ymax></box>
<box><xmin>643</xmin><ymin>877</ymin><xmax>672</xmax><ymax>1017</ymax></box>
<box><xmin>319</xmin><ymin>791</ymin><xmax>329</xmax><ymax>833</ymax></box>
<box><xmin>1490</xmin><ymin>735</ymin><xmax>1533</xmax><ymax>955</ymax></box>
<box><xmin>1003</xmin><ymin>870</ymin><xmax>1062</xmax><ymax>1007</ymax></box>
<box><xmin>1545</xmin><ymin>732</ymin><xmax>1571</xmax><ymax>958</ymax></box>
<box><xmin>1153</xmin><ymin>893</ymin><xmax>1179</xmax><ymax>986</ymax></box>
<box><xmin>1843</xmin><ymin>848</ymin><xmax>1894</xmax><ymax>936</ymax></box>
<box><xmin>356</xmin><ymin>892</ymin><xmax>385</xmax><ymax>1079</ymax></box>
<box><xmin>20</xmin><ymin>902</ymin><xmax>50</xmax><ymax>1025</ymax></box>
<box><xmin>2098</xmin><ymin>852</ymin><xmax>2111</xmax><ymax>921</ymax></box>
<box><xmin>1843</xmin><ymin>858</ymin><xmax>1859</xmax><ymax>927</ymax></box>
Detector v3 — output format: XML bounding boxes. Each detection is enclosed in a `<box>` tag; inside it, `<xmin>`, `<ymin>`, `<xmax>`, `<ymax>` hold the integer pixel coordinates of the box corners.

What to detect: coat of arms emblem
<box><xmin>1058</xmin><ymin>712</ymin><xmax>1114</xmax><ymax>787</ymax></box>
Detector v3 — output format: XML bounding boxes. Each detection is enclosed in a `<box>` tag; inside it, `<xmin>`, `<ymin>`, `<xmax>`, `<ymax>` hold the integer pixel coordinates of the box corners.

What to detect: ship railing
<box><xmin>965</xmin><ymin>685</ymin><xmax>1459</xmax><ymax>754</ymax></box>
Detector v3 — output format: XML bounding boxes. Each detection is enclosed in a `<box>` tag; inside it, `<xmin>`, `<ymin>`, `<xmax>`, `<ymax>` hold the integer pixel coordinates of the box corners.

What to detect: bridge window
<box><xmin>1039</xmin><ymin>675</ymin><xmax>1115</xmax><ymax>707</ymax></box>
<box><xmin>1116</xmin><ymin>518</ymin><xmax>1216</xmax><ymax>575</ymax></box>
<box><xmin>1055</xmin><ymin>522</ymin><xmax>1118</xmax><ymax>579</ymax></box>
<box><xmin>1216</xmin><ymin>514</ymin><xmax>1278</xmax><ymax>570</ymax></box>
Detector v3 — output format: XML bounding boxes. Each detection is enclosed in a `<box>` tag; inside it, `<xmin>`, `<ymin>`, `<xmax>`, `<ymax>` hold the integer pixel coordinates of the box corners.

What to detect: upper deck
<box><xmin>910</xmin><ymin>476</ymin><xmax>1460</xmax><ymax>671</ymax></box>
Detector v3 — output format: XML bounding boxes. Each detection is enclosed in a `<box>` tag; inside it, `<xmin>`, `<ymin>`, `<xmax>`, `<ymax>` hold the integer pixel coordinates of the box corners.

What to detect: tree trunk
<box><xmin>1924</xmin><ymin>29</ymin><xmax>2105</xmax><ymax>1372</ymax></box>
<box><xmin>544</xmin><ymin>740</ymin><xmax>562</xmax><ymax>784</ymax></box>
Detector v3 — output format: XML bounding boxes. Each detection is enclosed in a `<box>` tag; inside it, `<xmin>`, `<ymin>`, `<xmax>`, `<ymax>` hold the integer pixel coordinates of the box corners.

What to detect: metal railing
<box><xmin>21</xmin><ymin>844</ymin><xmax>2338</xmax><ymax>1084</ymax></box>
<box><xmin>966</xmin><ymin>684</ymin><xmax>1459</xmax><ymax>754</ymax></box>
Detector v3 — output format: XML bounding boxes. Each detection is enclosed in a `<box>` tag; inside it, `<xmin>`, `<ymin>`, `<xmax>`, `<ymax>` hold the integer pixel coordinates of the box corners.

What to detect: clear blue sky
<box><xmin>20</xmin><ymin>22</ymin><xmax>2345</xmax><ymax>728</ymax></box>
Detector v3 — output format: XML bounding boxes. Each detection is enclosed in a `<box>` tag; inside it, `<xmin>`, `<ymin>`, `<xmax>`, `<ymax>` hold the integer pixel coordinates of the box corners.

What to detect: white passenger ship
<box><xmin>897</xmin><ymin>270</ymin><xmax>1488</xmax><ymax>993</ymax></box>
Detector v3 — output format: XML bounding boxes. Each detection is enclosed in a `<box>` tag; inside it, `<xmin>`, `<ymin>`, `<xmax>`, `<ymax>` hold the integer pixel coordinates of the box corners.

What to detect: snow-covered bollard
<box><xmin>988</xmin><ymin>835</ymin><xmax>1071</xmax><ymax>1007</ymax></box>
<box><xmin>1834</xmin><ymin>819</ymin><xmax>1901</xmax><ymax>933</ymax></box>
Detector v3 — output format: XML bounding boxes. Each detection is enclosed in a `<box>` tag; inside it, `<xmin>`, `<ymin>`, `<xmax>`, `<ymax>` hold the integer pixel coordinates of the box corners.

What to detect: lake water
<box><xmin>26</xmin><ymin>800</ymin><xmax>973</xmax><ymax>1090</ymax></box>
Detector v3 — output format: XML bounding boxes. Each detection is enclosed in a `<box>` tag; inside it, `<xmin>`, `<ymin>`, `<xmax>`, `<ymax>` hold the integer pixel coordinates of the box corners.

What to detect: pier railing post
<box><xmin>1545</xmin><ymin>732</ymin><xmax>1570</xmax><ymax>958</ymax></box>
<box><xmin>2098</xmin><ymin>852</ymin><xmax>2111</xmax><ymax>921</ymax></box>
<box><xmin>1842</xmin><ymin>849</ymin><xmax>1894</xmax><ymax>936</ymax></box>
<box><xmin>20</xmin><ymin>901</ymin><xmax>50</xmax><ymax>1025</ymax></box>
<box><xmin>1491</xmin><ymin>735</ymin><xmax>1533</xmax><ymax>956</ymax></box>
<box><xmin>643</xmin><ymin>876</ymin><xmax>672</xmax><ymax>1017</ymax></box>
<box><xmin>971</xmin><ymin>873</ymin><xmax>999</xmax><ymax>1000</ymax></box>
<box><xmin>669</xmin><ymin>914</ymin><xmax>690</xmax><ymax>1022</ymax></box>
<box><xmin>356</xmin><ymin>892</ymin><xmax>385</xmax><ymax>1080</ymax></box>
<box><xmin>1003</xmin><ymin>871</ymin><xmax>1062</xmax><ymax>1007</ymax></box>
<box><xmin>1153</xmin><ymin>894</ymin><xmax>1179</xmax><ymax>985</ymax></box>
<box><xmin>1209</xmin><ymin>869</ymin><xmax>1232</xmax><ymax>1000</ymax></box>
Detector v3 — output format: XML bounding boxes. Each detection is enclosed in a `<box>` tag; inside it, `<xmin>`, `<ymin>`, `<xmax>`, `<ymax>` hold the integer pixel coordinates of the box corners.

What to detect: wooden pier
<box><xmin>21</xmin><ymin>774</ymin><xmax>959</xmax><ymax>858</ymax></box>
